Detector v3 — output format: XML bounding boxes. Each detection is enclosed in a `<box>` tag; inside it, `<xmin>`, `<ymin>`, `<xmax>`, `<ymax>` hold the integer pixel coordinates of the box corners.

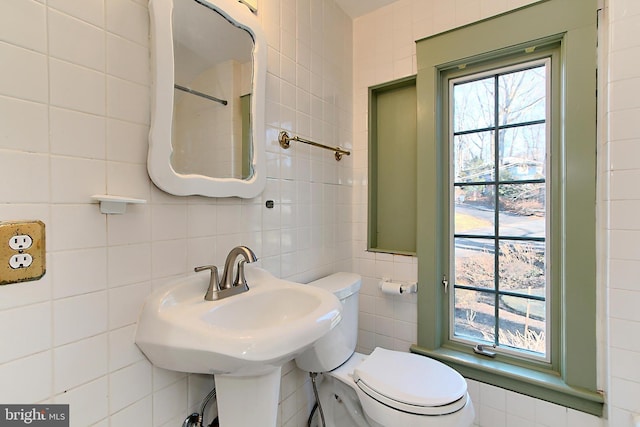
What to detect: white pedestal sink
<box><xmin>134</xmin><ymin>266</ymin><xmax>342</xmax><ymax>426</ymax></box>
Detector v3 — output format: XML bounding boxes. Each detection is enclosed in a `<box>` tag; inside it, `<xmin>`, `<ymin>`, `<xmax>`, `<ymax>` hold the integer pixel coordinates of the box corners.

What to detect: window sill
<box><xmin>410</xmin><ymin>344</ymin><xmax>604</xmax><ymax>417</ymax></box>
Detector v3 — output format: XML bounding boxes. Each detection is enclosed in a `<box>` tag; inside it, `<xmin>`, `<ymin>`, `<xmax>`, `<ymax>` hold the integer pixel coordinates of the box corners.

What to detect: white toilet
<box><xmin>295</xmin><ymin>273</ymin><xmax>475</xmax><ymax>427</ymax></box>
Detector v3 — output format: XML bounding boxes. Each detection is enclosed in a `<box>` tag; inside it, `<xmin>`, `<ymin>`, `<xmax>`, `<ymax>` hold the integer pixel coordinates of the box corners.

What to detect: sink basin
<box><xmin>134</xmin><ymin>266</ymin><xmax>342</xmax><ymax>376</ymax></box>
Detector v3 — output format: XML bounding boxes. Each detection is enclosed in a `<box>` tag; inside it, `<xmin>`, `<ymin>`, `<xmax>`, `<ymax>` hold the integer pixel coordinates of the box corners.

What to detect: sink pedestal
<box><xmin>215</xmin><ymin>368</ymin><xmax>282</xmax><ymax>427</ymax></box>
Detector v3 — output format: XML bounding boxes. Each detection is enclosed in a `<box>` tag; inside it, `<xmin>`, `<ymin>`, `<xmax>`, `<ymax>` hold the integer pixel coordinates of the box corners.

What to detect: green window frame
<box><xmin>412</xmin><ymin>0</ymin><xmax>603</xmax><ymax>416</ymax></box>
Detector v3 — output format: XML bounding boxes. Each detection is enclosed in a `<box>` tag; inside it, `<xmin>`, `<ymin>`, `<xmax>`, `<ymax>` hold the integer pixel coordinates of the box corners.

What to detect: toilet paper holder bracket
<box><xmin>379</xmin><ymin>277</ymin><xmax>418</xmax><ymax>294</ymax></box>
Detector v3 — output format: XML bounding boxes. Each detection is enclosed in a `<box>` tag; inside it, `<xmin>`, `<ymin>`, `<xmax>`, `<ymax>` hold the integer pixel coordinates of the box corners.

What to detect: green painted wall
<box><xmin>370</xmin><ymin>80</ymin><xmax>417</xmax><ymax>254</ymax></box>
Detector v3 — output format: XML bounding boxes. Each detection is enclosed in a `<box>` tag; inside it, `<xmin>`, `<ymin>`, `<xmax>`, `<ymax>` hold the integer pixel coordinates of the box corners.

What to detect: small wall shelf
<box><xmin>91</xmin><ymin>195</ymin><xmax>147</xmax><ymax>214</ymax></box>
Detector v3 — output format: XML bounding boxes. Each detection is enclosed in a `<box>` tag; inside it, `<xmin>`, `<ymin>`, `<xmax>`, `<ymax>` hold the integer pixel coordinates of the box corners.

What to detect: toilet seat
<box><xmin>353</xmin><ymin>348</ymin><xmax>468</xmax><ymax>416</ymax></box>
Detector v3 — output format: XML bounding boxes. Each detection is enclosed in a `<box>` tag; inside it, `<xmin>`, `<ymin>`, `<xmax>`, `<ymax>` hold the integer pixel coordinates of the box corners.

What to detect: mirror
<box><xmin>148</xmin><ymin>0</ymin><xmax>266</xmax><ymax>198</ymax></box>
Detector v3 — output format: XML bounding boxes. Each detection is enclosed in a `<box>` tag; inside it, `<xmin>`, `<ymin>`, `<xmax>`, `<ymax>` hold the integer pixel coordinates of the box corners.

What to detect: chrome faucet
<box><xmin>219</xmin><ymin>245</ymin><xmax>258</xmax><ymax>289</ymax></box>
<box><xmin>194</xmin><ymin>246</ymin><xmax>257</xmax><ymax>301</ymax></box>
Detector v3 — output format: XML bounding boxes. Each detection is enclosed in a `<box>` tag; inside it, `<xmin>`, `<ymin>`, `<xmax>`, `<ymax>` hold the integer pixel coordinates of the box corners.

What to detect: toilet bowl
<box><xmin>295</xmin><ymin>273</ymin><xmax>475</xmax><ymax>427</ymax></box>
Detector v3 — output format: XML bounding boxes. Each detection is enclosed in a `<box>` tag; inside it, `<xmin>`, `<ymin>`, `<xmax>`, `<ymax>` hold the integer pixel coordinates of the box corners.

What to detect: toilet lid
<box><xmin>353</xmin><ymin>348</ymin><xmax>468</xmax><ymax>415</ymax></box>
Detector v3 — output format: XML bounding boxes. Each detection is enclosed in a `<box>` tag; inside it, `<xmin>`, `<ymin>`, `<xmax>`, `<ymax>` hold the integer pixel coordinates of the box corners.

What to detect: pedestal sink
<box><xmin>134</xmin><ymin>266</ymin><xmax>342</xmax><ymax>426</ymax></box>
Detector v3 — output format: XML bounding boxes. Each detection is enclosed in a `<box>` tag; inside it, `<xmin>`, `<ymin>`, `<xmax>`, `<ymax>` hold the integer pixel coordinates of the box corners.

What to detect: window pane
<box><xmin>455</xmin><ymin>183</ymin><xmax>496</xmax><ymax>212</ymax></box>
<box><xmin>498</xmin><ymin>241</ymin><xmax>545</xmax><ymax>294</ymax></box>
<box><xmin>454</xmin><ymin>288</ymin><xmax>496</xmax><ymax>342</ymax></box>
<box><xmin>498</xmin><ymin>125</ymin><xmax>546</xmax><ymax>176</ymax></box>
<box><xmin>454</xmin><ymin>131</ymin><xmax>494</xmax><ymax>183</ymax></box>
<box><xmin>454</xmin><ymin>237</ymin><xmax>495</xmax><ymax>289</ymax></box>
<box><xmin>454</xmin><ymin>200</ymin><xmax>494</xmax><ymax>236</ymax></box>
<box><xmin>498</xmin><ymin>296</ymin><xmax>546</xmax><ymax>356</ymax></box>
<box><xmin>498</xmin><ymin>183</ymin><xmax>546</xmax><ymax>238</ymax></box>
<box><xmin>498</xmin><ymin>66</ymin><xmax>546</xmax><ymax>126</ymax></box>
<box><xmin>453</xmin><ymin>77</ymin><xmax>494</xmax><ymax>132</ymax></box>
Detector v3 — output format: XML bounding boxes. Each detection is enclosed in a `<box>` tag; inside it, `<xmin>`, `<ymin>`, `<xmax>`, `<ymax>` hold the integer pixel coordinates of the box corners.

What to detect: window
<box><xmin>411</xmin><ymin>0</ymin><xmax>603</xmax><ymax>416</ymax></box>
<box><xmin>449</xmin><ymin>60</ymin><xmax>550</xmax><ymax>361</ymax></box>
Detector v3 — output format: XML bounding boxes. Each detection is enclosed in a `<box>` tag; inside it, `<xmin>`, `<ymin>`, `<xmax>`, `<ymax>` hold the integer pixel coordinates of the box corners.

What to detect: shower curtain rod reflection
<box><xmin>174</xmin><ymin>84</ymin><xmax>228</xmax><ymax>106</ymax></box>
<box><xmin>278</xmin><ymin>131</ymin><xmax>351</xmax><ymax>161</ymax></box>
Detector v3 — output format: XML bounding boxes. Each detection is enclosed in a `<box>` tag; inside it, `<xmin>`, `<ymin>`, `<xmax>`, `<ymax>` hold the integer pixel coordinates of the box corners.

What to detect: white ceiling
<box><xmin>334</xmin><ymin>0</ymin><xmax>397</xmax><ymax>19</ymax></box>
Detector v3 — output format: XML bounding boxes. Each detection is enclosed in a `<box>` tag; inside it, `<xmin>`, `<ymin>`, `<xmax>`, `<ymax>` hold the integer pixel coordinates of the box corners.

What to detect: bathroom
<box><xmin>0</xmin><ymin>0</ymin><xmax>638</xmax><ymax>425</ymax></box>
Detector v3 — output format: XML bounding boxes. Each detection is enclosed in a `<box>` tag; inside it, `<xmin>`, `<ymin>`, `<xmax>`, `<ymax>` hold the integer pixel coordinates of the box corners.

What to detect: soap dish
<box><xmin>91</xmin><ymin>195</ymin><xmax>147</xmax><ymax>214</ymax></box>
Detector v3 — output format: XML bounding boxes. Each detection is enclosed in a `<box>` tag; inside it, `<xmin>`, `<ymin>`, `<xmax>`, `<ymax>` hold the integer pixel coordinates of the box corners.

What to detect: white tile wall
<box><xmin>0</xmin><ymin>0</ymin><xmax>352</xmax><ymax>426</ymax></box>
<box><xmin>607</xmin><ymin>1</ymin><xmax>640</xmax><ymax>427</ymax></box>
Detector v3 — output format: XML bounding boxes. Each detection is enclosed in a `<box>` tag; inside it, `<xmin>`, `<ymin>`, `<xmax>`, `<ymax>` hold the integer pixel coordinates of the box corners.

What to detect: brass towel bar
<box><xmin>278</xmin><ymin>131</ymin><xmax>351</xmax><ymax>161</ymax></box>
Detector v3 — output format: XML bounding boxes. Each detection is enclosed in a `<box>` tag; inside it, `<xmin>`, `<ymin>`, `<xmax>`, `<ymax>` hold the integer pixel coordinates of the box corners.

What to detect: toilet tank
<box><xmin>295</xmin><ymin>272</ymin><xmax>362</xmax><ymax>372</ymax></box>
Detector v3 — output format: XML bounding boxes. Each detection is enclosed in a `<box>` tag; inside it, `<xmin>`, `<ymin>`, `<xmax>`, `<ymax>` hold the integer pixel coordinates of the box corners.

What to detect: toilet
<box><xmin>295</xmin><ymin>273</ymin><xmax>475</xmax><ymax>427</ymax></box>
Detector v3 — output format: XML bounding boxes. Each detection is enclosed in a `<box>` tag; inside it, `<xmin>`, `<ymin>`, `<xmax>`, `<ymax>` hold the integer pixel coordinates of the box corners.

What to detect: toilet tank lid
<box><xmin>306</xmin><ymin>272</ymin><xmax>362</xmax><ymax>300</ymax></box>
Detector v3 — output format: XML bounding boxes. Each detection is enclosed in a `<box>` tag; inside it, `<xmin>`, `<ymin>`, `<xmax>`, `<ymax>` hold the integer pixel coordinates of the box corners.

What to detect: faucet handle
<box><xmin>233</xmin><ymin>260</ymin><xmax>249</xmax><ymax>289</ymax></box>
<box><xmin>194</xmin><ymin>265</ymin><xmax>220</xmax><ymax>300</ymax></box>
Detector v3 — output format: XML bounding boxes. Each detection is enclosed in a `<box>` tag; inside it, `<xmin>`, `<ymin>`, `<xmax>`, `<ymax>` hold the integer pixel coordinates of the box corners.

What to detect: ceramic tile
<box><xmin>479</xmin><ymin>405</ymin><xmax>507</xmax><ymax>427</ymax></box>
<box><xmin>0</xmin><ymin>0</ymin><xmax>46</xmax><ymax>53</ymax></box>
<box><xmin>50</xmin><ymin>205</ymin><xmax>107</xmax><ymax>251</ymax></box>
<box><xmin>0</xmin><ymin>267</ymin><xmax>52</xmax><ymax>311</ymax></box>
<box><xmin>48</xmin><ymin>0</ymin><xmax>104</xmax><ymax>27</ymax></box>
<box><xmin>106</xmin><ymin>76</ymin><xmax>150</xmax><ymax>124</ymax></box>
<box><xmin>609</xmin><ymin>78</ymin><xmax>640</xmax><ymax>112</ymax></box>
<box><xmin>610</xmin><ymin>288</ymin><xmax>640</xmax><ymax>322</ymax></box>
<box><xmin>609</xmin><ymin>46</ymin><xmax>640</xmax><ymax>82</ymax></box>
<box><xmin>152</xmin><ymin>378</ymin><xmax>188</xmax><ymax>426</ymax></box>
<box><xmin>51</xmin><ymin>156</ymin><xmax>106</xmax><ymax>203</ymax></box>
<box><xmin>534</xmin><ymin>399</ymin><xmax>567</xmax><ymax>427</ymax></box>
<box><xmin>108</xmin><ymin>281</ymin><xmax>151</xmax><ymax>329</ymax></box>
<box><xmin>50</xmin><ymin>248</ymin><xmax>107</xmax><ymax>299</ymax></box>
<box><xmin>0</xmin><ymin>151</ymin><xmax>49</xmax><ymax>203</ymax></box>
<box><xmin>609</xmin><ymin>140</ymin><xmax>640</xmax><ymax>171</ymax></box>
<box><xmin>566</xmin><ymin>408</ymin><xmax>604</xmax><ymax>427</ymax></box>
<box><xmin>151</xmin><ymin>204</ymin><xmax>187</xmax><ymax>241</ymax></box>
<box><xmin>53</xmin><ymin>291</ymin><xmax>107</xmax><ymax>345</ymax></box>
<box><xmin>106</xmin><ymin>118</ymin><xmax>149</xmax><ymax>163</ymax></box>
<box><xmin>610</xmin><ymin>14</ymin><xmax>640</xmax><ymax>53</ymax></box>
<box><xmin>54</xmin><ymin>377</ymin><xmax>109</xmax><ymax>426</ymax></box>
<box><xmin>610</xmin><ymin>230</ymin><xmax>640</xmax><ymax>260</ymax></box>
<box><xmin>50</xmin><ymin>107</ymin><xmax>106</xmax><ymax>159</ymax></box>
<box><xmin>106</xmin><ymin>204</ymin><xmax>151</xmax><ymax>246</ymax></box>
<box><xmin>151</xmin><ymin>239</ymin><xmax>188</xmax><ymax>279</ymax></box>
<box><xmin>609</xmin><ymin>377</ymin><xmax>640</xmax><ymax>414</ymax></box>
<box><xmin>108</xmin><ymin>325</ymin><xmax>145</xmax><ymax>372</ymax></box>
<box><xmin>53</xmin><ymin>334</ymin><xmax>108</xmax><ymax>393</ymax></box>
<box><xmin>105</xmin><ymin>0</ymin><xmax>149</xmax><ymax>46</ymax></box>
<box><xmin>110</xmin><ymin>360</ymin><xmax>152</xmax><ymax>413</ymax></box>
<box><xmin>610</xmin><ymin>259</ymin><xmax>640</xmax><ymax>291</ymax></box>
<box><xmin>0</xmin><ymin>351</ymin><xmax>52</xmax><ymax>403</ymax></box>
<box><xmin>281</xmin><ymin>55</ymin><xmax>297</xmax><ymax>85</ymax></box>
<box><xmin>50</xmin><ymin>58</ymin><xmax>105</xmax><ymax>115</ymax></box>
<box><xmin>107</xmin><ymin>33</ymin><xmax>150</xmax><ymax>85</ymax></box>
<box><xmin>109</xmin><ymin>396</ymin><xmax>152</xmax><ymax>427</ymax></box>
<box><xmin>0</xmin><ymin>302</ymin><xmax>51</xmax><ymax>364</ymax></box>
<box><xmin>106</xmin><ymin>161</ymin><xmax>151</xmax><ymax>201</ymax></box>
<box><xmin>187</xmin><ymin>236</ymin><xmax>219</xmax><ymax>269</ymax></box>
<box><xmin>48</xmin><ymin>8</ymin><xmax>105</xmax><ymax>71</ymax></box>
<box><xmin>480</xmin><ymin>383</ymin><xmax>507</xmax><ymax>411</ymax></box>
<box><xmin>0</xmin><ymin>95</ymin><xmax>48</xmax><ymax>153</ymax></box>
<box><xmin>0</xmin><ymin>42</ymin><xmax>48</xmax><ymax>103</ymax></box>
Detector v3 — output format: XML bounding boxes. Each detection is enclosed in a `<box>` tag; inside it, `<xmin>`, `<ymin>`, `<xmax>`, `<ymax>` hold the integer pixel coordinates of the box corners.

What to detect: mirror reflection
<box><xmin>171</xmin><ymin>0</ymin><xmax>254</xmax><ymax>180</ymax></box>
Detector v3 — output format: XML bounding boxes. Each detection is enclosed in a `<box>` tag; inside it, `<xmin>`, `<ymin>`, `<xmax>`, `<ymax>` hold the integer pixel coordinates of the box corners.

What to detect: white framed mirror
<box><xmin>148</xmin><ymin>0</ymin><xmax>266</xmax><ymax>198</ymax></box>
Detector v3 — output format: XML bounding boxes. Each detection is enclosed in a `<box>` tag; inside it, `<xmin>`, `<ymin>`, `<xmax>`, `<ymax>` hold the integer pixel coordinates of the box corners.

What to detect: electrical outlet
<box><xmin>9</xmin><ymin>253</ymin><xmax>33</xmax><ymax>269</ymax></box>
<box><xmin>9</xmin><ymin>234</ymin><xmax>33</xmax><ymax>251</ymax></box>
<box><xmin>0</xmin><ymin>220</ymin><xmax>46</xmax><ymax>285</ymax></box>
